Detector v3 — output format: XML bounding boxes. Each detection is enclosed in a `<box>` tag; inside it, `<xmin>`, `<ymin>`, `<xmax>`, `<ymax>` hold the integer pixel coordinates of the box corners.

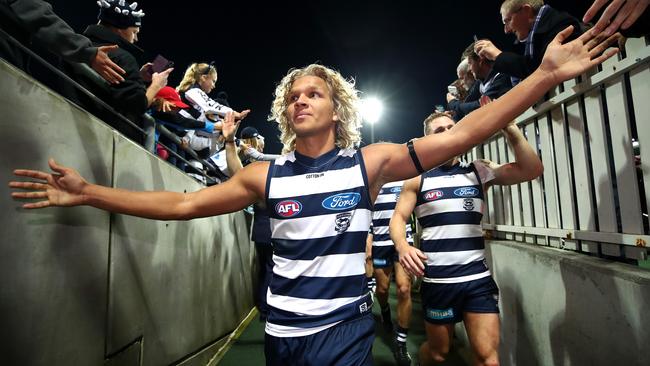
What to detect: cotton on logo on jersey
<box><xmin>322</xmin><ymin>192</ymin><xmax>361</xmax><ymax>211</ymax></box>
<box><xmin>275</xmin><ymin>200</ymin><xmax>302</xmax><ymax>218</ymax></box>
<box><xmin>423</xmin><ymin>190</ymin><xmax>444</xmax><ymax>201</ymax></box>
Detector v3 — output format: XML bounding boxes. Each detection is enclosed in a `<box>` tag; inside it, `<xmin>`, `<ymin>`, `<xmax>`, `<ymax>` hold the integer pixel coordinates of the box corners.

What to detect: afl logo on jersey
<box><xmin>275</xmin><ymin>200</ymin><xmax>302</xmax><ymax>218</ymax></box>
<box><xmin>454</xmin><ymin>187</ymin><xmax>478</xmax><ymax>197</ymax></box>
<box><xmin>322</xmin><ymin>192</ymin><xmax>361</xmax><ymax>211</ymax></box>
<box><xmin>424</xmin><ymin>190</ymin><xmax>444</xmax><ymax>201</ymax></box>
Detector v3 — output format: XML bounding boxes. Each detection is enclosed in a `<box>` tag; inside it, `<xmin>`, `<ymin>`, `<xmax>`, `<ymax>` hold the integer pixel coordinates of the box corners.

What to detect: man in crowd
<box><xmin>474</xmin><ymin>0</ymin><xmax>583</xmax><ymax>84</ymax></box>
<box><xmin>11</xmin><ymin>27</ymin><xmax>618</xmax><ymax>365</ymax></box>
<box><xmin>447</xmin><ymin>42</ymin><xmax>512</xmax><ymax>121</ymax></box>
<box><xmin>0</xmin><ymin>0</ymin><xmax>125</xmax><ymax>83</ymax></box>
<box><xmin>78</xmin><ymin>0</ymin><xmax>170</xmax><ymax>143</ymax></box>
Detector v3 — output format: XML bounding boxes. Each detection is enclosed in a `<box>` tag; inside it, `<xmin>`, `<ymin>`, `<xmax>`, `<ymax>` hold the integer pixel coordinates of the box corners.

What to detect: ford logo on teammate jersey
<box><xmin>322</xmin><ymin>192</ymin><xmax>361</xmax><ymax>210</ymax></box>
<box><xmin>454</xmin><ymin>187</ymin><xmax>479</xmax><ymax>197</ymax></box>
<box><xmin>389</xmin><ymin>186</ymin><xmax>402</xmax><ymax>193</ymax></box>
<box><xmin>275</xmin><ymin>200</ymin><xmax>302</xmax><ymax>217</ymax></box>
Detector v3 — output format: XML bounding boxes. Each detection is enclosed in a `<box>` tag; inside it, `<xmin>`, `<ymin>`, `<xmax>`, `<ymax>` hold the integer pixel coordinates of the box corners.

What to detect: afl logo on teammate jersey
<box><xmin>275</xmin><ymin>200</ymin><xmax>302</xmax><ymax>218</ymax></box>
<box><xmin>424</xmin><ymin>190</ymin><xmax>444</xmax><ymax>201</ymax></box>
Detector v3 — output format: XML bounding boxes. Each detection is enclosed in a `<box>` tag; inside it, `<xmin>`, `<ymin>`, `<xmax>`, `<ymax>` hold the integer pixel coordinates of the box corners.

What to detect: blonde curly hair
<box><xmin>268</xmin><ymin>64</ymin><xmax>362</xmax><ymax>154</ymax></box>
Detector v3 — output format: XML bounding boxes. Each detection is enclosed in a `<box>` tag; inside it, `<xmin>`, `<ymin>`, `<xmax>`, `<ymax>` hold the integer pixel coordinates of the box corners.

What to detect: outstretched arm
<box><xmin>486</xmin><ymin>122</ymin><xmax>544</xmax><ymax>187</ymax></box>
<box><xmin>390</xmin><ymin>177</ymin><xmax>426</xmax><ymax>277</ymax></box>
<box><xmin>363</xmin><ymin>26</ymin><xmax>619</xmax><ymax>192</ymax></box>
<box><xmin>10</xmin><ymin>158</ymin><xmax>268</xmax><ymax>220</ymax></box>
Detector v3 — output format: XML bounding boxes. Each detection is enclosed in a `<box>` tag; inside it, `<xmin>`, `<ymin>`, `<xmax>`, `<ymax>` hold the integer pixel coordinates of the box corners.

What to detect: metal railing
<box><xmin>0</xmin><ymin>26</ymin><xmax>218</xmax><ymax>184</ymax></box>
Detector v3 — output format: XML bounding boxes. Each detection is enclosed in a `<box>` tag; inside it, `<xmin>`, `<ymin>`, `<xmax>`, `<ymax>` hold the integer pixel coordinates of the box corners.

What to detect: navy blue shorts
<box><xmin>421</xmin><ymin>276</ymin><xmax>499</xmax><ymax>324</ymax></box>
<box><xmin>264</xmin><ymin>313</ymin><xmax>375</xmax><ymax>366</ymax></box>
<box><xmin>371</xmin><ymin>245</ymin><xmax>397</xmax><ymax>268</ymax></box>
<box><xmin>371</xmin><ymin>239</ymin><xmax>413</xmax><ymax>269</ymax></box>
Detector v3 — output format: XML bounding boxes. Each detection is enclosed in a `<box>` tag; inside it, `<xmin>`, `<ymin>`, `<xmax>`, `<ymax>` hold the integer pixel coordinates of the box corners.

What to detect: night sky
<box><xmin>49</xmin><ymin>0</ymin><xmax>595</xmax><ymax>154</ymax></box>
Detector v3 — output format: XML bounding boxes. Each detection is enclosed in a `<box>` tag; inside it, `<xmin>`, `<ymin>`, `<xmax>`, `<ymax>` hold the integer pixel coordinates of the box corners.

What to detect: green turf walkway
<box><xmin>219</xmin><ymin>284</ymin><xmax>470</xmax><ymax>365</ymax></box>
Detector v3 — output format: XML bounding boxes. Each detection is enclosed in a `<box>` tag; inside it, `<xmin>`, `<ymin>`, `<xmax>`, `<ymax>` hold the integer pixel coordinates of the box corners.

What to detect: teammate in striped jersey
<box><xmin>390</xmin><ymin>111</ymin><xmax>543</xmax><ymax>366</ymax></box>
<box><xmin>369</xmin><ymin>181</ymin><xmax>415</xmax><ymax>365</ymax></box>
<box><xmin>11</xmin><ymin>29</ymin><xmax>617</xmax><ymax>365</ymax></box>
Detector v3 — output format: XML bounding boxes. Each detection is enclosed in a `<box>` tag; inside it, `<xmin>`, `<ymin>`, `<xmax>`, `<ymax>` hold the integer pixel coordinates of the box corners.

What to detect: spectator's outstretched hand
<box><xmin>91</xmin><ymin>45</ymin><xmax>126</xmax><ymax>84</ymax></box>
<box><xmin>222</xmin><ymin>112</ymin><xmax>241</xmax><ymax>142</ymax></box>
<box><xmin>583</xmin><ymin>0</ymin><xmax>649</xmax><ymax>35</ymax></box>
<box><xmin>398</xmin><ymin>245</ymin><xmax>427</xmax><ymax>277</ymax></box>
<box><xmin>538</xmin><ymin>26</ymin><xmax>619</xmax><ymax>85</ymax></box>
<box><xmin>474</xmin><ymin>40</ymin><xmax>502</xmax><ymax>61</ymax></box>
<box><xmin>234</xmin><ymin>109</ymin><xmax>251</xmax><ymax>121</ymax></box>
<box><xmin>10</xmin><ymin>159</ymin><xmax>88</xmax><ymax>209</ymax></box>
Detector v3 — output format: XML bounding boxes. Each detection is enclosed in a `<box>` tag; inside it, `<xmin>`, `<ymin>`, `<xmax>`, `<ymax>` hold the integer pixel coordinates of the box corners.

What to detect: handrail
<box><xmin>0</xmin><ymin>26</ymin><xmax>214</xmax><ymax>182</ymax></box>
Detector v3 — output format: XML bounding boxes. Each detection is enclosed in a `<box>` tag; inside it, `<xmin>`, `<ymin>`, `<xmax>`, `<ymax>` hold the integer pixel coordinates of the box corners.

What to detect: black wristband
<box><xmin>407</xmin><ymin>139</ymin><xmax>425</xmax><ymax>174</ymax></box>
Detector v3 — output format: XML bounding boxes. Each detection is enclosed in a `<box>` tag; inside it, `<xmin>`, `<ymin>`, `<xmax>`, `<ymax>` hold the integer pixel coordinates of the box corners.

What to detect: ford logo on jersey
<box><xmin>275</xmin><ymin>200</ymin><xmax>302</xmax><ymax>217</ymax></box>
<box><xmin>322</xmin><ymin>192</ymin><xmax>361</xmax><ymax>210</ymax></box>
<box><xmin>389</xmin><ymin>186</ymin><xmax>402</xmax><ymax>193</ymax></box>
<box><xmin>424</xmin><ymin>190</ymin><xmax>444</xmax><ymax>201</ymax></box>
<box><xmin>454</xmin><ymin>187</ymin><xmax>478</xmax><ymax>197</ymax></box>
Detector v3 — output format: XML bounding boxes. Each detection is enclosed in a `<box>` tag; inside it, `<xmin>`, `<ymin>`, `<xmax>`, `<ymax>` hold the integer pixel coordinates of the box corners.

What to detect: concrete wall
<box><xmin>486</xmin><ymin>240</ymin><xmax>650</xmax><ymax>366</ymax></box>
<box><xmin>0</xmin><ymin>60</ymin><xmax>255</xmax><ymax>365</ymax></box>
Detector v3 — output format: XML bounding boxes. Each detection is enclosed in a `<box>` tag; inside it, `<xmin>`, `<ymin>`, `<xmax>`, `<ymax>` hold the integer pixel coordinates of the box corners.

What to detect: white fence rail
<box><xmin>469</xmin><ymin>36</ymin><xmax>650</xmax><ymax>261</ymax></box>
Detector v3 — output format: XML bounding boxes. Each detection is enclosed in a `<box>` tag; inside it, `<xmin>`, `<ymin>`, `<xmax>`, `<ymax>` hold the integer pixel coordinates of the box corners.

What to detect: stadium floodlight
<box><xmin>360</xmin><ymin>96</ymin><xmax>384</xmax><ymax>124</ymax></box>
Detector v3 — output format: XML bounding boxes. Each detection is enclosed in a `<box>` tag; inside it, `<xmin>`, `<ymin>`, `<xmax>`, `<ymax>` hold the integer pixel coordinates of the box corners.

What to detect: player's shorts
<box><xmin>371</xmin><ymin>245</ymin><xmax>398</xmax><ymax>269</ymax></box>
<box><xmin>371</xmin><ymin>233</ymin><xmax>413</xmax><ymax>269</ymax></box>
<box><xmin>421</xmin><ymin>276</ymin><xmax>499</xmax><ymax>324</ymax></box>
<box><xmin>264</xmin><ymin>312</ymin><xmax>375</xmax><ymax>366</ymax></box>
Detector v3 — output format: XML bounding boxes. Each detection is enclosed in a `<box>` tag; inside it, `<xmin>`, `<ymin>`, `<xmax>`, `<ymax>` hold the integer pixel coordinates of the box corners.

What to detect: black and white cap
<box><xmin>97</xmin><ymin>0</ymin><xmax>145</xmax><ymax>28</ymax></box>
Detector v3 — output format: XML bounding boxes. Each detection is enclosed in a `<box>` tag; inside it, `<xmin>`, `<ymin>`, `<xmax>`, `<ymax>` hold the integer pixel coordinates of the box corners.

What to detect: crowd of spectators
<box><xmin>444</xmin><ymin>0</ymin><xmax>648</xmax><ymax>124</ymax></box>
<box><xmin>1</xmin><ymin>0</ymin><xmax>649</xmax><ymax>185</ymax></box>
<box><xmin>0</xmin><ymin>0</ymin><xmax>260</xmax><ymax>185</ymax></box>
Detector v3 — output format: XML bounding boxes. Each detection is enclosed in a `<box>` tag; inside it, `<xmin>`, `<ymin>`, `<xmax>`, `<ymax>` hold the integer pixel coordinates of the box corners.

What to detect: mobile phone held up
<box><xmin>152</xmin><ymin>55</ymin><xmax>174</xmax><ymax>73</ymax></box>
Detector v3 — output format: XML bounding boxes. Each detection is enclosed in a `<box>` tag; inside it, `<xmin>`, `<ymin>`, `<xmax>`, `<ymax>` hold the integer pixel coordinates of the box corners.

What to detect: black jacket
<box><xmin>0</xmin><ymin>0</ymin><xmax>97</xmax><ymax>68</ymax></box>
<box><xmin>82</xmin><ymin>24</ymin><xmax>148</xmax><ymax>120</ymax></box>
<box><xmin>447</xmin><ymin>68</ymin><xmax>512</xmax><ymax>121</ymax></box>
<box><xmin>494</xmin><ymin>6</ymin><xmax>582</xmax><ymax>79</ymax></box>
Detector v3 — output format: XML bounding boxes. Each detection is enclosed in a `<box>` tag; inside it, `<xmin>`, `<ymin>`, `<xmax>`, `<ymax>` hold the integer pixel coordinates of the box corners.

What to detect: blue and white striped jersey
<box><xmin>265</xmin><ymin>148</ymin><xmax>373</xmax><ymax>337</ymax></box>
<box><xmin>414</xmin><ymin>161</ymin><xmax>494</xmax><ymax>284</ymax></box>
<box><xmin>372</xmin><ymin>181</ymin><xmax>413</xmax><ymax>247</ymax></box>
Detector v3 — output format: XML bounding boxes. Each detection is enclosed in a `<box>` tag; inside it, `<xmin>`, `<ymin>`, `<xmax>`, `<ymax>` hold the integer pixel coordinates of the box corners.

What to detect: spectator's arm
<box><xmin>8</xmin><ymin>0</ymin><xmax>95</xmax><ymax>63</ymax></box>
<box><xmin>152</xmin><ymin>110</ymin><xmax>208</xmax><ymax>130</ymax></box>
<box><xmin>483</xmin><ymin>73</ymin><xmax>513</xmax><ymax>100</ymax></box>
<box><xmin>7</xmin><ymin>0</ymin><xmax>126</xmax><ymax>83</ymax></box>
<box><xmin>222</xmin><ymin>112</ymin><xmax>243</xmax><ymax>175</ymax></box>
<box><xmin>481</xmin><ymin>122</ymin><xmax>544</xmax><ymax>187</ymax></box>
<box><xmin>243</xmin><ymin>148</ymin><xmax>280</xmax><ymax>162</ymax></box>
<box><xmin>184</xmin><ymin>88</ymin><xmax>233</xmax><ymax>117</ymax></box>
<box><xmin>145</xmin><ymin>69</ymin><xmax>172</xmax><ymax>107</ymax></box>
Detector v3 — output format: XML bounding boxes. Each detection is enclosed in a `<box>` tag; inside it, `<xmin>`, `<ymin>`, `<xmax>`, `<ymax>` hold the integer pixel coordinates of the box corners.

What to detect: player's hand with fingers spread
<box><xmin>10</xmin><ymin>159</ymin><xmax>89</xmax><ymax>209</ymax></box>
<box><xmin>538</xmin><ymin>25</ymin><xmax>620</xmax><ymax>85</ymax></box>
<box><xmin>398</xmin><ymin>245</ymin><xmax>427</xmax><ymax>277</ymax></box>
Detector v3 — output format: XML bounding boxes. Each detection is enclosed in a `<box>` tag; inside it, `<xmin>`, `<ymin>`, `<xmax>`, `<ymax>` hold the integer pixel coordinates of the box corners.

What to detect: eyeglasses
<box><xmin>502</xmin><ymin>7</ymin><xmax>522</xmax><ymax>25</ymax></box>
